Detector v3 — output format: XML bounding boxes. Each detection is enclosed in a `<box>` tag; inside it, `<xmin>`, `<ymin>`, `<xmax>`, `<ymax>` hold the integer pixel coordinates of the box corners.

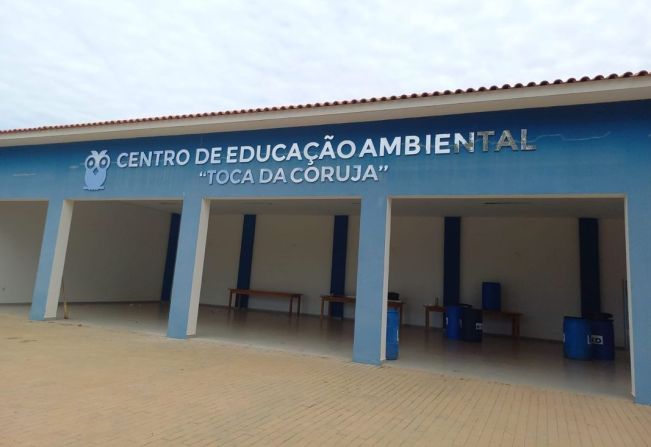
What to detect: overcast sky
<box><xmin>1</xmin><ymin>0</ymin><xmax>649</xmax><ymax>130</ymax></box>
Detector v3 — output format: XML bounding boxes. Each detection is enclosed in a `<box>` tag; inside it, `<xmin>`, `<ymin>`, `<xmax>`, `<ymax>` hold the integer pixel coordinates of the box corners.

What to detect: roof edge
<box><xmin>2</xmin><ymin>72</ymin><xmax>651</xmax><ymax>147</ymax></box>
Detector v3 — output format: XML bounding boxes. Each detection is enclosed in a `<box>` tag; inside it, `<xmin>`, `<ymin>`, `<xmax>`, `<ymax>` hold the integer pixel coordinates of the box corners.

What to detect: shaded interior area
<box><xmin>0</xmin><ymin>196</ymin><xmax>632</xmax><ymax>398</ymax></box>
<box><xmin>389</xmin><ymin>196</ymin><xmax>630</xmax><ymax>398</ymax></box>
<box><xmin>389</xmin><ymin>197</ymin><xmax>628</xmax><ymax>342</ymax></box>
<box><xmin>196</xmin><ymin>198</ymin><xmax>363</xmax><ymax>358</ymax></box>
<box><xmin>63</xmin><ymin>201</ymin><xmax>180</xmax><ymax>311</ymax></box>
<box><xmin>0</xmin><ymin>201</ymin><xmax>47</xmax><ymax>304</ymax></box>
<box><xmin>0</xmin><ymin>200</ymin><xmax>181</xmax><ymax>331</ymax></box>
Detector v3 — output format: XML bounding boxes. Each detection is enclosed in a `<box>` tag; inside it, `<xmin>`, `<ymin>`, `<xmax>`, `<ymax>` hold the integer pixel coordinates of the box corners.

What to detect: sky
<box><xmin>0</xmin><ymin>0</ymin><xmax>649</xmax><ymax>130</ymax></box>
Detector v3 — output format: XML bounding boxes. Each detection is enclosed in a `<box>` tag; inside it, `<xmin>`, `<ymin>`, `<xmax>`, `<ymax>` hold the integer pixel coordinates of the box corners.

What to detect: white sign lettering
<box><xmin>83</xmin><ymin>129</ymin><xmax>535</xmax><ymax>190</ymax></box>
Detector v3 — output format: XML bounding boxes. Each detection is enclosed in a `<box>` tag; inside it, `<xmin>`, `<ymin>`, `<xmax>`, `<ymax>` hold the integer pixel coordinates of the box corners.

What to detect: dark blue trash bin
<box><xmin>386</xmin><ymin>307</ymin><xmax>400</xmax><ymax>360</ymax></box>
<box><xmin>461</xmin><ymin>308</ymin><xmax>483</xmax><ymax>342</ymax></box>
<box><xmin>445</xmin><ymin>304</ymin><xmax>470</xmax><ymax>340</ymax></box>
<box><xmin>482</xmin><ymin>282</ymin><xmax>501</xmax><ymax>311</ymax></box>
<box><xmin>563</xmin><ymin>316</ymin><xmax>592</xmax><ymax>360</ymax></box>
<box><xmin>590</xmin><ymin>318</ymin><xmax>615</xmax><ymax>361</ymax></box>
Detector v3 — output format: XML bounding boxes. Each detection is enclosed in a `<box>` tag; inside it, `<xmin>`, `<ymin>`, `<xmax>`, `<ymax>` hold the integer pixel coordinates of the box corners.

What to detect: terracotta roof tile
<box><xmin>1</xmin><ymin>70</ymin><xmax>649</xmax><ymax>135</ymax></box>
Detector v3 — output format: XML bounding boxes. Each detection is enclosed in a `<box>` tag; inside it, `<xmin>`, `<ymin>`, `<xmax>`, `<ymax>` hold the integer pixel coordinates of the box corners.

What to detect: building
<box><xmin>1</xmin><ymin>71</ymin><xmax>650</xmax><ymax>404</ymax></box>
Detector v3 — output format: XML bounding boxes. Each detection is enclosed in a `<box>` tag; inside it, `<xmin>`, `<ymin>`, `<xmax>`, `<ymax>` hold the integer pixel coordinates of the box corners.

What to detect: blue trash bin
<box><xmin>590</xmin><ymin>318</ymin><xmax>615</xmax><ymax>361</ymax></box>
<box><xmin>386</xmin><ymin>307</ymin><xmax>400</xmax><ymax>360</ymax></box>
<box><xmin>563</xmin><ymin>316</ymin><xmax>592</xmax><ymax>360</ymax></box>
<box><xmin>482</xmin><ymin>282</ymin><xmax>501</xmax><ymax>311</ymax></box>
<box><xmin>461</xmin><ymin>308</ymin><xmax>483</xmax><ymax>342</ymax></box>
<box><xmin>445</xmin><ymin>304</ymin><xmax>470</xmax><ymax>340</ymax></box>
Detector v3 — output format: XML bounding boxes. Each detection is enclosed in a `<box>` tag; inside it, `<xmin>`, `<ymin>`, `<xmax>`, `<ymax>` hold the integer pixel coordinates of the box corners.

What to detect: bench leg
<box><xmin>320</xmin><ymin>299</ymin><xmax>325</xmax><ymax>320</ymax></box>
<box><xmin>425</xmin><ymin>310</ymin><xmax>430</xmax><ymax>330</ymax></box>
<box><xmin>297</xmin><ymin>296</ymin><xmax>301</xmax><ymax>315</ymax></box>
<box><xmin>511</xmin><ymin>317</ymin><xmax>521</xmax><ymax>338</ymax></box>
<box><xmin>289</xmin><ymin>298</ymin><xmax>293</xmax><ymax>316</ymax></box>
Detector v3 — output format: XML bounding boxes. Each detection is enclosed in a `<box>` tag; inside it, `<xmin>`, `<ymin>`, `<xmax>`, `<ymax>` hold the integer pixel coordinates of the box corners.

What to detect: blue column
<box><xmin>30</xmin><ymin>199</ymin><xmax>74</xmax><ymax>321</ymax></box>
<box><xmin>329</xmin><ymin>215</ymin><xmax>349</xmax><ymax>318</ymax></box>
<box><xmin>579</xmin><ymin>218</ymin><xmax>601</xmax><ymax>317</ymax></box>
<box><xmin>352</xmin><ymin>195</ymin><xmax>391</xmax><ymax>364</ymax></box>
<box><xmin>161</xmin><ymin>213</ymin><xmax>181</xmax><ymax>301</ymax></box>
<box><xmin>626</xmin><ymin>194</ymin><xmax>651</xmax><ymax>404</ymax></box>
<box><xmin>167</xmin><ymin>197</ymin><xmax>210</xmax><ymax>339</ymax></box>
<box><xmin>443</xmin><ymin>216</ymin><xmax>461</xmax><ymax>306</ymax></box>
<box><xmin>235</xmin><ymin>214</ymin><xmax>256</xmax><ymax>308</ymax></box>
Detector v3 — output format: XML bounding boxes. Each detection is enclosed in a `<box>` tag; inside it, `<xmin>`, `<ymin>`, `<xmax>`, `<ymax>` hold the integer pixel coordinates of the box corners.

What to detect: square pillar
<box><xmin>167</xmin><ymin>197</ymin><xmax>210</xmax><ymax>338</ymax></box>
<box><xmin>353</xmin><ymin>195</ymin><xmax>391</xmax><ymax>364</ymax></box>
<box><xmin>30</xmin><ymin>199</ymin><xmax>74</xmax><ymax>320</ymax></box>
<box><xmin>626</xmin><ymin>194</ymin><xmax>651</xmax><ymax>404</ymax></box>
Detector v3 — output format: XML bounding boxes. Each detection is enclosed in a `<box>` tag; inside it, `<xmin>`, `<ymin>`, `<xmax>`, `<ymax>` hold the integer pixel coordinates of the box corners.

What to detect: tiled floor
<box><xmin>0</xmin><ymin>308</ymin><xmax>649</xmax><ymax>446</ymax></box>
<box><xmin>1</xmin><ymin>302</ymin><xmax>631</xmax><ymax>398</ymax></box>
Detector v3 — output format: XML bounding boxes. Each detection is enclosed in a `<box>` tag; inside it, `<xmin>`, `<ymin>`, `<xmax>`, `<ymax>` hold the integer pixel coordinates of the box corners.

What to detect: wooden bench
<box><xmin>423</xmin><ymin>305</ymin><xmax>522</xmax><ymax>338</ymax></box>
<box><xmin>423</xmin><ymin>304</ymin><xmax>446</xmax><ymax>329</ymax></box>
<box><xmin>228</xmin><ymin>288</ymin><xmax>303</xmax><ymax>316</ymax></box>
<box><xmin>320</xmin><ymin>294</ymin><xmax>404</xmax><ymax>326</ymax></box>
<box><xmin>481</xmin><ymin>309</ymin><xmax>522</xmax><ymax>338</ymax></box>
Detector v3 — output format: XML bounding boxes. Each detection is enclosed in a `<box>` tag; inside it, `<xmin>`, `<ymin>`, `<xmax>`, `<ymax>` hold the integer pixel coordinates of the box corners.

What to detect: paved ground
<box><xmin>1</xmin><ymin>313</ymin><xmax>650</xmax><ymax>446</ymax></box>
<box><xmin>1</xmin><ymin>303</ymin><xmax>631</xmax><ymax>399</ymax></box>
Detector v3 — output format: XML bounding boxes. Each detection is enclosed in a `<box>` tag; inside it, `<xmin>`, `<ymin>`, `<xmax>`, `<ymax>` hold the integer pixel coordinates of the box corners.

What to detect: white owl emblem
<box><xmin>84</xmin><ymin>150</ymin><xmax>110</xmax><ymax>191</ymax></box>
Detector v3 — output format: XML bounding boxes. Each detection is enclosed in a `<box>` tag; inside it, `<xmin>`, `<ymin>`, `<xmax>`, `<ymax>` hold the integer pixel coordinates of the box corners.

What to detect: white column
<box><xmin>30</xmin><ymin>199</ymin><xmax>74</xmax><ymax>320</ymax></box>
<box><xmin>167</xmin><ymin>197</ymin><xmax>210</xmax><ymax>338</ymax></box>
<box><xmin>352</xmin><ymin>194</ymin><xmax>391</xmax><ymax>364</ymax></box>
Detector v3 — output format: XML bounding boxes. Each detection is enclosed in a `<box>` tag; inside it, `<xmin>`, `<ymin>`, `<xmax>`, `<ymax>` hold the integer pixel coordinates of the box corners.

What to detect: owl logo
<box><xmin>83</xmin><ymin>150</ymin><xmax>110</xmax><ymax>191</ymax></box>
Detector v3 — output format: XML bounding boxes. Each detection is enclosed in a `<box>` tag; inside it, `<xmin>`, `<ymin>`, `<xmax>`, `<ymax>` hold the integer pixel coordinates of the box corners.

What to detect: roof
<box><xmin>1</xmin><ymin>70</ymin><xmax>651</xmax><ymax>147</ymax></box>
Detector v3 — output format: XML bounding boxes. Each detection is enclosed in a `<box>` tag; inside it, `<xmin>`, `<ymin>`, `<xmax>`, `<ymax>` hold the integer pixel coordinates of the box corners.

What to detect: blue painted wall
<box><xmin>2</xmin><ymin>101</ymin><xmax>648</xmax><ymax>202</ymax></box>
<box><xmin>3</xmin><ymin>100</ymin><xmax>651</xmax><ymax>403</ymax></box>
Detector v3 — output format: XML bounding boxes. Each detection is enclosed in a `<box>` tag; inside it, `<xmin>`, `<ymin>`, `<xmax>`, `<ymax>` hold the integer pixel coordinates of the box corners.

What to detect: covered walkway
<box><xmin>1</xmin><ymin>303</ymin><xmax>630</xmax><ymax>398</ymax></box>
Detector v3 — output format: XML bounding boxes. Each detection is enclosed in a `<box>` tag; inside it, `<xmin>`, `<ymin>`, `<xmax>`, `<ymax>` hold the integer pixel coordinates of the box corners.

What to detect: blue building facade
<box><xmin>1</xmin><ymin>79</ymin><xmax>650</xmax><ymax>404</ymax></box>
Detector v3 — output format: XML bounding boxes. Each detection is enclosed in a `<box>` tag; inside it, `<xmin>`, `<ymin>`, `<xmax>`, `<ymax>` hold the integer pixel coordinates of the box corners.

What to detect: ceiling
<box><xmin>391</xmin><ymin>197</ymin><xmax>624</xmax><ymax>218</ymax></box>
<box><xmin>109</xmin><ymin>196</ymin><xmax>624</xmax><ymax>219</ymax></box>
